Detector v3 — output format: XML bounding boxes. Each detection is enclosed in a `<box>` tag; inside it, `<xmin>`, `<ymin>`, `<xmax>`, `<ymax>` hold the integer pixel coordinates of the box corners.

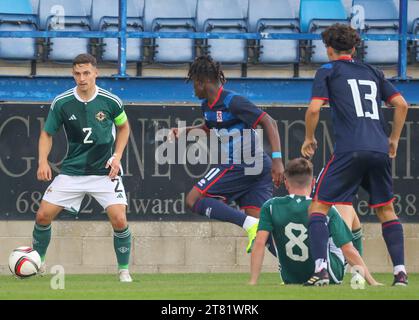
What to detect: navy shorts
<box><xmin>194</xmin><ymin>155</ymin><xmax>273</xmax><ymax>210</ymax></box>
<box><xmin>312</xmin><ymin>151</ymin><xmax>394</xmax><ymax>207</ymax></box>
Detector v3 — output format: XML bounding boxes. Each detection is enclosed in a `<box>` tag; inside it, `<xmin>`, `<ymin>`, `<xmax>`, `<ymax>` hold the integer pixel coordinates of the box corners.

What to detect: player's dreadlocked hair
<box><xmin>187</xmin><ymin>55</ymin><xmax>226</xmax><ymax>84</ymax></box>
<box><xmin>321</xmin><ymin>23</ymin><xmax>361</xmax><ymax>53</ymax></box>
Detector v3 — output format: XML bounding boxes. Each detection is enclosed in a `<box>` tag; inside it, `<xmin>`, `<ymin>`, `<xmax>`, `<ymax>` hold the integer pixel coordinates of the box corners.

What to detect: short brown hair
<box><xmin>73</xmin><ymin>53</ymin><xmax>97</xmax><ymax>67</ymax></box>
<box><xmin>284</xmin><ymin>158</ymin><xmax>313</xmax><ymax>187</ymax></box>
<box><xmin>321</xmin><ymin>23</ymin><xmax>361</xmax><ymax>54</ymax></box>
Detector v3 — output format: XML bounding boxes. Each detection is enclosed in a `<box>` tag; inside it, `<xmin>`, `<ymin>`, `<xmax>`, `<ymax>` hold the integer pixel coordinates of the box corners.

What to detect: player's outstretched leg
<box><xmin>107</xmin><ymin>204</ymin><xmax>132</xmax><ymax>283</ymax></box>
<box><xmin>32</xmin><ymin>200</ymin><xmax>62</xmax><ymax>276</ymax></box>
<box><xmin>335</xmin><ymin>205</ymin><xmax>363</xmax><ymax>256</ymax></box>
<box><xmin>186</xmin><ymin>189</ymin><xmax>258</xmax><ymax>253</ymax></box>
<box><xmin>243</xmin><ymin>207</ymin><xmax>277</xmax><ymax>257</ymax></box>
<box><xmin>376</xmin><ymin>204</ymin><xmax>408</xmax><ymax>286</ymax></box>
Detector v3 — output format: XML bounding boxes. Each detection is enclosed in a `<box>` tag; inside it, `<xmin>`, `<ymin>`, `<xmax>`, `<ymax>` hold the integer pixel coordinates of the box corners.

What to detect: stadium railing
<box><xmin>0</xmin><ymin>0</ymin><xmax>415</xmax><ymax>80</ymax></box>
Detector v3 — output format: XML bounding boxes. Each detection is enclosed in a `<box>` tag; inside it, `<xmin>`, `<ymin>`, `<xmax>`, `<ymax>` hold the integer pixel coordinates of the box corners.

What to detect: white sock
<box><xmin>243</xmin><ymin>216</ymin><xmax>259</xmax><ymax>231</ymax></box>
<box><xmin>314</xmin><ymin>259</ymin><xmax>327</xmax><ymax>273</ymax></box>
<box><xmin>394</xmin><ymin>265</ymin><xmax>407</xmax><ymax>275</ymax></box>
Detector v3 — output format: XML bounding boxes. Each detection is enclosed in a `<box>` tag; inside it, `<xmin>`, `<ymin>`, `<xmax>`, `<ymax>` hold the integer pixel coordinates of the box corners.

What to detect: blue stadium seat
<box><xmin>91</xmin><ymin>0</ymin><xmax>144</xmax><ymax>62</ymax></box>
<box><xmin>300</xmin><ymin>0</ymin><xmax>349</xmax><ymax>64</ymax></box>
<box><xmin>39</xmin><ymin>0</ymin><xmax>91</xmax><ymax>61</ymax></box>
<box><xmin>352</xmin><ymin>0</ymin><xmax>399</xmax><ymax>64</ymax></box>
<box><xmin>248</xmin><ymin>0</ymin><xmax>299</xmax><ymax>64</ymax></box>
<box><xmin>408</xmin><ymin>0</ymin><xmax>419</xmax><ymax>62</ymax></box>
<box><xmin>0</xmin><ymin>0</ymin><xmax>38</xmax><ymax>60</ymax></box>
<box><xmin>196</xmin><ymin>0</ymin><xmax>249</xmax><ymax>64</ymax></box>
<box><xmin>144</xmin><ymin>0</ymin><xmax>197</xmax><ymax>63</ymax></box>
<box><xmin>409</xmin><ymin>0</ymin><xmax>419</xmax><ymax>32</ymax></box>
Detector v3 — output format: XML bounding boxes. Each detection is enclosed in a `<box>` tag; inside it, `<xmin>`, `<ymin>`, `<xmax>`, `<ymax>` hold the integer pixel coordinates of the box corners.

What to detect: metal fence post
<box><xmin>398</xmin><ymin>0</ymin><xmax>408</xmax><ymax>79</ymax></box>
<box><xmin>118</xmin><ymin>0</ymin><xmax>128</xmax><ymax>77</ymax></box>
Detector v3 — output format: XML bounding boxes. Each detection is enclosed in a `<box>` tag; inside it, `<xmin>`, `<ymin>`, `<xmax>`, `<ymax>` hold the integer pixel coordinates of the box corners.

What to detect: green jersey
<box><xmin>44</xmin><ymin>86</ymin><xmax>128</xmax><ymax>176</ymax></box>
<box><xmin>259</xmin><ymin>195</ymin><xmax>353</xmax><ymax>284</ymax></box>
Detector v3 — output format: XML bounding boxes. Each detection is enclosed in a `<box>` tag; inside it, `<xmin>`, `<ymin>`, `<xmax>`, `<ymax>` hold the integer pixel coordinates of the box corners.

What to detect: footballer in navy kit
<box><xmin>301</xmin><ymin>24</ymin><xmax>409</xmax><ymax>286</ymax></box>
<box><xmin>170</xmin><ymin>56</ymin><xmax>284</xmax><ymax>254</ymax></box>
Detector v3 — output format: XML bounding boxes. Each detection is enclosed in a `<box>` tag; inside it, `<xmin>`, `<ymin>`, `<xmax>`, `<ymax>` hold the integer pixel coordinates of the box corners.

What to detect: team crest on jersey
<box><xmin>95</xmin><ymin>111</ymin><xmax>106</xmax><ymax>121</ymax></box>
<box><xmin>216</xmin><ymin>111</ymin><xmax>223</xmax><ymax>122</ymax></box>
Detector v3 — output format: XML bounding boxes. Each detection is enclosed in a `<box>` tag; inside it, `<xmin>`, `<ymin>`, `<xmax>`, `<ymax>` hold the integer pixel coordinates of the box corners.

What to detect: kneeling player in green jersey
<box><xmin>249</xmin><ymin>158</ymin><xmax>380</xmax><ymax>286</ymax></box>
<box><xmin>32</xmin><ymin>54</ymin><xmax>132</xmax><ymax>282</ymax></box>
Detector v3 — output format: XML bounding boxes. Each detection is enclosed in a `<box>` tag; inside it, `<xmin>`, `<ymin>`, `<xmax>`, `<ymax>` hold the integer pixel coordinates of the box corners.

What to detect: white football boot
<box><xmin>119</xmin><ymin>269</ymin><xmax>133</xmax><ymax>282</ymax></box>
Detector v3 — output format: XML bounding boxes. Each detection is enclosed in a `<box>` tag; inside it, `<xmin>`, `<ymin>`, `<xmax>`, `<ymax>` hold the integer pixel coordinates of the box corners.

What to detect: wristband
<box><xmin>272</xmin><ymin>152</ymin><xmax>282</xmax><ymax>159</ymax></box>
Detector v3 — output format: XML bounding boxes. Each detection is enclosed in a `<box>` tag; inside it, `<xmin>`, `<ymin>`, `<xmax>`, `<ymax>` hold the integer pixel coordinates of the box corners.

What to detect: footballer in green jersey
<box><xmin>32</xmin><ymin>54</ymin><xmax>133</xmax><ymax>282</ymax></box>
<box><xmin>249</xmin><ymin>158</ymin><xmax>380</xmax><ymax>286</ymax></box>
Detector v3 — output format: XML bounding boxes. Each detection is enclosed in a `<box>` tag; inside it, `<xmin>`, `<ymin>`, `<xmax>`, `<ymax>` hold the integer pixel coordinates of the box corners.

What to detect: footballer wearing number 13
<box><xmin>32</xmin><ymin>54</ymin><xmax>133</xmax><ymax>282</ymax></box>
<box><xmin>301</xmin><ymin>24</ymin><xmax>409</xmax><ymax>286</ymax></box>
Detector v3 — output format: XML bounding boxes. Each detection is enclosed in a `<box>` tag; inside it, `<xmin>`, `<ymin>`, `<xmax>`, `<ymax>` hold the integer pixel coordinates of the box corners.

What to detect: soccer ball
<box><xmin>8</xmin><ymin>247</ymin><xmax>41</xmax><ymax>278</ymax></box>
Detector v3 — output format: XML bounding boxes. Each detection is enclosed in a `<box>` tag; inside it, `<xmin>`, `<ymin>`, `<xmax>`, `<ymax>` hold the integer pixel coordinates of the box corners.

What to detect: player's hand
<box><xmin>301</xmin><ymin>138</ymin><xmax>318</xmax><ymax>159</ymax></box>
<box><xmin>106</xmin><ymin>154</ymin><xmax>121</xmax><ymax>179</ymax></box>
<box><xmin>168</xmin><ymin>127</ymin><xmax>186</xmax><ymax>142</ymax></box>
<box><xmin>271</xmin><ymin>158</ymin><xmax>284</xmax><ymax>188</ymax></box>
<box><xmin>37</xmin><ymin>161</ymin><xmax>52</xmax><ymax>181</ymax></box>
<box><xmin>388</xmin><ymin>138</ymin><xmax>398</xmax><ymax>158</ymax></box>
<box><xmin>370</xmin><ymin>281</ymin><xmax>384</xmax><ymax>286</ymax></box>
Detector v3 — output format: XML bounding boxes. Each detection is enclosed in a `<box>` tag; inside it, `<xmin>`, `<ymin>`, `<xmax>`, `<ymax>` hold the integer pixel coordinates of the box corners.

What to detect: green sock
<box><xmin>32</xmin><ymin>223</ymin><xmax>51</xmax><ymax>262</ymax></box>
<box><xmin>352</xmin><ymin>228</ymin><xmax>363</xmax><ymax>256</ymax></box>
<box><xmin>113</xmin><ymin>226</ymin><xmax>131</xmax><ymax>270</ymax></box>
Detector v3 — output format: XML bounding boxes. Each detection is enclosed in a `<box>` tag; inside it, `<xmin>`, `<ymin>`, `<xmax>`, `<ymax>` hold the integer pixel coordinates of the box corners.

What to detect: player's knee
<box><xmin>375</xmin><ymin>203</ymin><xmax>397</xmax><ymax>222</ymax></box>
<box><xmin>35</xmin><ymin>210</ymin><xmax>52</xmax><ymax>225</ymax></box>
<box><xmin>111</xmin><ymin>215</ymin><xmax>127</xmax><ymax>230</ymax></box>
<box><xmin>186</xmin><ymin>193</ymin><xmax>197</xmax><ymax>211</ymax></box>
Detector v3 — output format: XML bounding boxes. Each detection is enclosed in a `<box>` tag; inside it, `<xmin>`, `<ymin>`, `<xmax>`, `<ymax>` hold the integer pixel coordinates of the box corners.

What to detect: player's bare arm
<box><xmin>388</xmin><ymin>95</ymin><xmax>409</xmax><ymax>158</ymax></box>
<box><xmin>249</xmin><ymin>230</ymin><xmax>270</xmax><ymax>285</ymax></box>
<box><xmin>169</xmin><ymin>123</ymin><xmax>210</xmax><ymax>141</ymax></box>
<box><xmin>37</xmin><ymin>130</ymin><xmax>53</xmax><ymax>182</ymax></box>
<box><xmin>301</xmin><ymin>99</ymin><xmax>324</xmax><ymax>159</ymax></box>
<box><xmin>106</xmin><ymin>120</ymin><xmax>130</xmax><ymax>179</ymax></box>
<box><xmin>259</xmin><ymin>113</ymin><xmax>284</xmax><ymax>187</ymax></box>
<box><xmin>340</xmin><ymin>243</ymin><xmax>382</xmax><ymax>286</ymax></box>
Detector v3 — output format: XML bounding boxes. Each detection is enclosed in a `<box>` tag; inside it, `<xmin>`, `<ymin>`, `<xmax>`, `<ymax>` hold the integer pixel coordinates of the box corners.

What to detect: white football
<box><xmin>8</xmin><ymin>246</ymin><xmax>41</xmax><ymax>278</ymax></box>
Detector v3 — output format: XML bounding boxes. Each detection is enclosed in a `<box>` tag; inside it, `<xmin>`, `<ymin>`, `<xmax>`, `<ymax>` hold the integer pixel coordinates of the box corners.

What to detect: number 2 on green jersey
<box><xmin>82</xmin><ymin>127</ymin><xmax>93</xmax><ymax>144</ymax></box>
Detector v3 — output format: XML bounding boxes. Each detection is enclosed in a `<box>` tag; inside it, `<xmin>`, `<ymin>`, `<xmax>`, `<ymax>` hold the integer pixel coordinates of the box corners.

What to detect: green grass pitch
<box><xmin>0</xmin><ymin>273</ymin><xmax>417</xmax><ymax>300</ymax></box>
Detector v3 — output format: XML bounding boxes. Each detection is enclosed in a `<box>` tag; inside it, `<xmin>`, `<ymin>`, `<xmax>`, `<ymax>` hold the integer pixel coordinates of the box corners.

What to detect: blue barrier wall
<box><xmin>1</xmin><ymin>76</ymin><xmax>418</xmax><ymax>104</ymax></box>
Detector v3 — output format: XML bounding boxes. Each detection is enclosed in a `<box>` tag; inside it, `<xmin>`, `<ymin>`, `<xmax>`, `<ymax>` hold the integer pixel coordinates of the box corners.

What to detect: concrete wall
<box><xmin>0</xmin><ymin>221</ymin><xmax>418</xmax><ymax>275</ymax></box>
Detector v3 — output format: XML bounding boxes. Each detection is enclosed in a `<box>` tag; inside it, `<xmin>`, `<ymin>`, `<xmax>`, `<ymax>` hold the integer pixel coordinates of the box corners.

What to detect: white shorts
<box><xmin>43</xmin><ymin>175</ymin><xmax>127</xmax><ymax>213</ymax></box>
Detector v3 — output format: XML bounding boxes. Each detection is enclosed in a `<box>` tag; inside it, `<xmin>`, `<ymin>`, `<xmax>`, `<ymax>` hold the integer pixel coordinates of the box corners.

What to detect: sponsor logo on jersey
<box><xmin>216</xmin><ymin>111</ymin><xmax>223</xmax><ymax>122</ymax></box>
<box><xmin>96</xmin><ymin>111</ymin><xmax>106</xmax><ymax>121</ymax></box>
<box><xmin>69</xmin><ymin>114</ymin><xmax>77</xmax><ymax>120</ymax></box>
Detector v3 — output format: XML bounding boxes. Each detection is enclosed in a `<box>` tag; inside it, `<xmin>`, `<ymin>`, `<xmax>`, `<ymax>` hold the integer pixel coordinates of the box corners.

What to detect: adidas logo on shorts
<box><xmin>117</xmin><ymin>193</ymin><xmax>124</xmax><ymax>199</ymax></box>
<box><xmin>69</xmin><ymin>114</ymin><xmax>77</xmax><ymax>120</ymax></box>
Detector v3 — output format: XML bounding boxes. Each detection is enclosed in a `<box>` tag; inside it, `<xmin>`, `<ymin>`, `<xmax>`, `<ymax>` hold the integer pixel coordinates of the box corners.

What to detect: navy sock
<box><xmin>193</xmin><ymin>197</ymin><xmax>247</xmax><ymax>228</ymax></box>
<box><xmin>382</xmin><ymin>219</ymin><xmax>405</xmax><ymax>267</ymax></box>
<box><xmin>266</xmin><ymin>233</ymin><xmax>278</xmax><ymax>257</ymax></box>
<box><xmin>308</xmin><ymin>213</ymin><xmax>329</xmax><ymax>270</ymax></box>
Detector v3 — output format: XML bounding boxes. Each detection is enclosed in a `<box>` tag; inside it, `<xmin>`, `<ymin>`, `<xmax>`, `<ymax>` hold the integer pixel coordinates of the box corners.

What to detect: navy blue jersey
<box><xmin>201</xmin><ymin>87</ymin><xmax>267</xmax><ymax>165</ymax></box>
<box><xmin>312</xmin><ymin>57</ymin><xmax>400</xmax><ymax>154</ymax></box>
